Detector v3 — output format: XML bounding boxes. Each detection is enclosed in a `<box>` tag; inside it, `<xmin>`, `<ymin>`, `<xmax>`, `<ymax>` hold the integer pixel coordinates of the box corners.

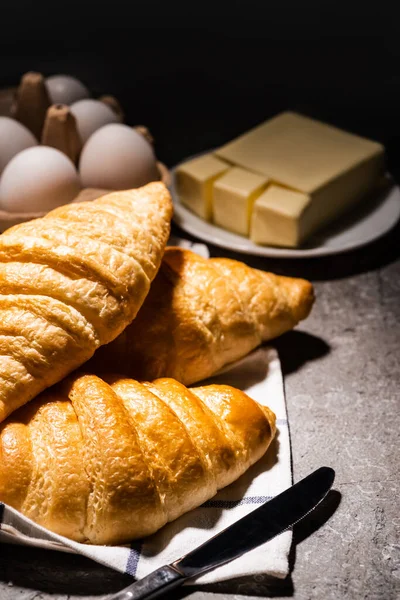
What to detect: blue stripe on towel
<box><xmin>126</xmin><ymin>542</ymin><xmax>143</xmax><ymax>576</ymax></box>
<box><xmin>202</xmin><ymin>495</ymin><xmax>273</xmax><ymax>509</ymax></box>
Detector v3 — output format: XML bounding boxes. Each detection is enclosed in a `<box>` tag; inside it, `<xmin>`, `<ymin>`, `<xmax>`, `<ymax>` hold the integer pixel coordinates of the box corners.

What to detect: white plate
<box><xmin>171</xmin><ymin>164</ymin><xmax>400</xmax><ymax>258</ymax></box>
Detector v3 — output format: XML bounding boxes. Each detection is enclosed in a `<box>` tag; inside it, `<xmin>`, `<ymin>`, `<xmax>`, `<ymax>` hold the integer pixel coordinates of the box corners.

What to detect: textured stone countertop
<box><xmin>0</xmin><ymin>218</ymin><xmax>399</xmax><ymax>600</ymax></box>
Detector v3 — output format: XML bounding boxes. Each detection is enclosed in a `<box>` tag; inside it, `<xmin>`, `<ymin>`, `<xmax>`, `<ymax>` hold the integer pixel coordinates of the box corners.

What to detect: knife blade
<box><xmin>109</xmin><ymin>466</ymin><xmax>335</xmax><ymax>600</ymax></box>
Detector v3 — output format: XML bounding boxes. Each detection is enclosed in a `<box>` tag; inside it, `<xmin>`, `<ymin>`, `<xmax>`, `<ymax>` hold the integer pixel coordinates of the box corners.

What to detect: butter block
<box><xmin>216</xmin><ymin>112</ymin><xmax>384</xmax><ymax>192</ymax></box>
<box><xmin>250</xmin><ymin>185</ymin><xmax>310</xmax><ymax>247</ymax></box>
<box><xmin>175</xmin><ymin>154</ymin><xmax>230</xmax><ymax>221</ymax></box>
<box><xmin>216</xmin><ymin>112</ymin><xmax>385</xmax><ymax>246</ymax></box>
<box><xmin>213</xmin><ymin>167</ymin><xmax>269</xmax><ymax>236</ymax></box>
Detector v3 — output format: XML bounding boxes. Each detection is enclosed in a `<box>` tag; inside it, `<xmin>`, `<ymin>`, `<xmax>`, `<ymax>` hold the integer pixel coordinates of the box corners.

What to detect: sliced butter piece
<box><xmin>212</xmin><ymin>167</ymin><xmax>269</xmax><ymax>236</ymax></box>
<box><xmin>250</xmin><ymin>185</ymin><xmax>310</xmax><ymax>247</ymax></box>
<box><xmin>175</xmin><ymin>154</ymin><xmax>230</xmax><ymax>221</ymax></box>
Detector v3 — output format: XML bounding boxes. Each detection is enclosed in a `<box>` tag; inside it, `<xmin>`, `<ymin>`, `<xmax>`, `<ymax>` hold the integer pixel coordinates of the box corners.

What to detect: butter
<box><xmin>213</xmin><ymin>167</ymin><xmax>269</xmax><ymax>236</ymax></box>
<box><xmin>250</xmin><ymin>185</ymin><xmax>310</xmax><ymax>247</ymax></box>
<box><xmin>216</xmin><ymin>112</ymin><xmax>384</xmax><ymax>192</ymax></box>
<box><xmin>175</xmin><ymin>154</ymin><xmax>230</xmax><ymax>221</ymax></box>
<box><xmin>216</xmin><ymin>112</ymin><xmax>385</xmax><ymax>246</ymax></box>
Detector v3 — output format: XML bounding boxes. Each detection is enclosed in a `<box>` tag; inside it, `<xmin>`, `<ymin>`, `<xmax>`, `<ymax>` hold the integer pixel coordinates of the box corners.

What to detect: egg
<box><xmin>70</xmin><ymin>99</ymin><xmax>120</xmax><ymax>144</ymax></box>
<box><xmin>0</xmin><ymin>146</ymin><xmax>81</xmax><ymax>213</ymax></box>
<box><xmin>79</xmin><ymin>123</ymin><xmax>160</xmax><ymax>190</ymax></box>
<box><xmin>0</xmin><ymin>117</ymin><xmax>37</xmax><ymax>175</ymax></box>
<box><xmin>46</xmin><ymin>75</ymin><xmax>90</xmax><ymax>105</ymax></box>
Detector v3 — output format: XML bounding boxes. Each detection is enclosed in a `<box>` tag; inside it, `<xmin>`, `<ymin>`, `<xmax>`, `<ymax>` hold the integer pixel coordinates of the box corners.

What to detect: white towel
<box><xmin>0</xmin><ymin>239</ymin><xmax>293</xmax><ymax>584</ymax></box>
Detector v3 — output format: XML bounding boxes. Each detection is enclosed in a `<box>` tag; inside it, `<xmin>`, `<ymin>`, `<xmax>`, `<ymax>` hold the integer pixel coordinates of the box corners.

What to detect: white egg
<box><xmin>79</xmin><ymin>123</ymin><xmax>160</xmax><ymax>190</ymax></box>
<box><xmin>46</xmin><ymin>75</ymin><xmax>90</xmax><ymax>105</ymax></box>
<box><xmin>70</xmin><ymin>99</ymin><xmax>119</xmax><ymax>144</ymax></box>
<box><xmin>0</xmin><ymin>146</ymin><xmax>81</xmax><ymax>213</ymax></box>
<box><xmin>0</xmin><ymin>117</ymin><xmax>37</xmax><ymax>176</ymax></box>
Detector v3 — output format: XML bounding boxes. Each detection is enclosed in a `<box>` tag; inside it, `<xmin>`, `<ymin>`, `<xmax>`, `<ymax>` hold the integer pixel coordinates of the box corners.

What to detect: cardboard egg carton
<box><xmin>0</xmin><ymin>72</ymin><xmax>170</xmax><ymax>231</ymax></box>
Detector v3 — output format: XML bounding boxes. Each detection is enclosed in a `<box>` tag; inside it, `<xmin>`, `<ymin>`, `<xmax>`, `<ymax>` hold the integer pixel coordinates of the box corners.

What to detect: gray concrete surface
<box><xmin>0</xmin><ymin>222</ymin><xmax>399</xmax><ymax>600</ymax></box>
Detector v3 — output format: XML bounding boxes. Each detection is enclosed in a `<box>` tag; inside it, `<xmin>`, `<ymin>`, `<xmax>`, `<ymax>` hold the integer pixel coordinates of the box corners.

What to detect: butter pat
<box><xmin>175</xmin><ymin>154</ymin><xmax>230</xmax><ymax>221</ymax></box>
<box><xmin>213</xmin><ymin>167</ymin><xmax>269</xmax><ymax>235</ymax></box>
<box><xmin>216</xmin><ymin>112</ymin><xmax>385</xmax><ymax>246</ymax></box>
<box><xmin>250</xmin><ymin>185</ymin><xmax>310</xmax><ymax>247</ymax></box>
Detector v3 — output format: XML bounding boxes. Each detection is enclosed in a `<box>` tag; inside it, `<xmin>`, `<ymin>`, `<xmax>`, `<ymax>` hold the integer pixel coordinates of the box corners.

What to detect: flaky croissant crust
<box><xmin>0</xmin><ymin>373</ymin><xmax>276</xmax><ymax>545</ymax></box>
<box><xmin>0</xmin><ymin>182</ymin><xmax>172</xmax><ymax>422</ymax></box>
<box><xmin>92</xmin><ymin>247</ymin><xmax>314</xmax><ymax>384</ymax></box>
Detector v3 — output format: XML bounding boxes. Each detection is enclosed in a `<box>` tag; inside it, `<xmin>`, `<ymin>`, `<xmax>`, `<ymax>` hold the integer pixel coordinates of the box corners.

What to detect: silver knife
<box><xmin>109</xmin><ymin>466</ymin><xmax>335</xmax><ymax>600</ymax></box>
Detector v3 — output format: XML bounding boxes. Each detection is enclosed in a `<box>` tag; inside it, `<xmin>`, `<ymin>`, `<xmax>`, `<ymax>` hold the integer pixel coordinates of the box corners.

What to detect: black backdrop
<box><xmin>1</xmin><ymin>1</ymin><xmax>400</xmax><ymax>177</ymax></box>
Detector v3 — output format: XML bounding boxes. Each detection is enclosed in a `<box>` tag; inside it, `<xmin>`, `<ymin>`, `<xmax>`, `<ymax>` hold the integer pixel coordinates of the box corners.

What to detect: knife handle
<box><xmin>109</xmin><ymin>565</ymin><xmax>185</xmax><ymax>600</ymax></box>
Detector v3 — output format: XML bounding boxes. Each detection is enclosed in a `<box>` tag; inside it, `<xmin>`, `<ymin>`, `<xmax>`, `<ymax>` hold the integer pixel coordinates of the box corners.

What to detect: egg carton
<box><xmin>0</xmin><ymin>72</ymin><xmax>170</xmax><ymax>232</ymax></box>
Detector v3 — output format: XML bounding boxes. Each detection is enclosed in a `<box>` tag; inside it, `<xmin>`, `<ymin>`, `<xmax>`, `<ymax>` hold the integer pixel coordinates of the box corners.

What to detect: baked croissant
<box><xmin>0</xmin><ymin>182</ymin><xmax>172</xmax><ymax>422</ymax></box>
<box><xmin>92</xmin><ymin>247</ymin><xmax>314</xmax><ymax>385</ymax></box>
<box><xmin>0</xmin><ymin>373</ymin><xmax>276</xmax><ymax>545</ymax></box>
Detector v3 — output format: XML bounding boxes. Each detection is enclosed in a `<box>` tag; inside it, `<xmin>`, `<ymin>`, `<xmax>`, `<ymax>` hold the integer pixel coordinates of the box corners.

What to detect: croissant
<box><xmin>0</xmin><ymin>372</ymin><xmax>276</xmax><ymax>545</ymax></box>
<box><xmin>92</xmin><ymin>247</ymin><xmax>314</xmax><ymax>385</ymax></box>
<box><xmin>0</xmin><ymin>182</ymin><xmax>172</xmax><ymax>422</ymax></box>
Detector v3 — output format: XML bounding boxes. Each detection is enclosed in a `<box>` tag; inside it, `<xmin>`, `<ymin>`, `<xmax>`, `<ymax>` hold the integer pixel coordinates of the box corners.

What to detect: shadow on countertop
<box><xmin>272</xmin><ymin>331</ymin><xmax>331</xmax><ymax>376</ymax></box>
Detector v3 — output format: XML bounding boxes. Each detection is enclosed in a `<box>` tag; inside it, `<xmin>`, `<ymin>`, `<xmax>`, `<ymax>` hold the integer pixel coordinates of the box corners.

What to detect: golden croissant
<box><xmin>0</xmin><ymin>182</ymin><xmax>172</xmax><ymax>422</ymax></box>
<box><xmin>0</xmin><ymin>373</ymin><xmax>276</xmax><ymax>545</ymax></box>
<box><xmin>92</xmin><ymin>247</ymin><xmax>314</xmax><ymax>384</ymax></box>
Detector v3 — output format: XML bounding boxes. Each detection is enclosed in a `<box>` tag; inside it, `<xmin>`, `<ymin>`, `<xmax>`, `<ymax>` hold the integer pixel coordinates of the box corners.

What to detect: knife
<box><xmin>109</xmin><ymin>466</ymin><xmax>335</xmax><ymax>600</ymax></box>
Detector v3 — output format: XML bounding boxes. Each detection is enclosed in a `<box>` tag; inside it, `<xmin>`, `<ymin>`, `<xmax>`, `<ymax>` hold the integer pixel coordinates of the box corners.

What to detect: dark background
<box><xmin>1</xmin><ymin>1</ymin><xmax>400</xmax><ymax>177</ymax></box>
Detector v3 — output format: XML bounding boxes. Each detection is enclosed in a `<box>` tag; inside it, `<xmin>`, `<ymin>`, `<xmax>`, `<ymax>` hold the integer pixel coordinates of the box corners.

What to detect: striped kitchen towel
<box><xmin>0</xmin><ymin>346</ymin><xmax>292</xmax><ymax>583</ymax></box>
